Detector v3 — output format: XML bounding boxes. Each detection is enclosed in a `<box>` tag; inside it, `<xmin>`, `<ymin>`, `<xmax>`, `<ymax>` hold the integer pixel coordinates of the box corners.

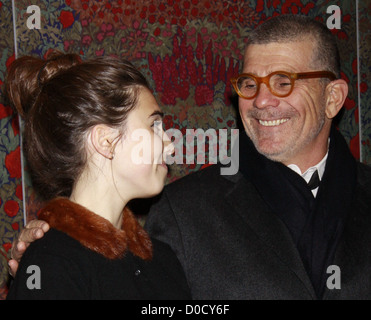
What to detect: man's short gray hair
<box><xmin>246</xmin><ymin>14</ymin><xmax>340</xmax><ymax>78</ymax></box>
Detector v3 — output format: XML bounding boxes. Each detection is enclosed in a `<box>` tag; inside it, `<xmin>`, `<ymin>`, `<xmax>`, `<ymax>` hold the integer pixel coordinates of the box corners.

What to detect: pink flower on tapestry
<box><xmin>96</xmin><ymin>49</ymin><xmax>105</xmax><ymax>56</ymax></box>
<box><xmin>82</xmin><ymin>35</ymin><xmax>92</xmax><ymax>46</ymax></box>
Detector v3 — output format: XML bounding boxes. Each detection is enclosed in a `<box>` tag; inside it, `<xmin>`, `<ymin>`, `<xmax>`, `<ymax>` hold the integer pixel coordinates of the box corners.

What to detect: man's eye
<box><xmin>279</xmin><ymin>82</ymin><xmax>291</xmax><ymax>87</ymax></box>
<box><xmin>274</xmin><ymin>75</ymin><xmax>292</xmax><ymax>87</ymax></box>
<box><xmin>242</xmin><ymin>80</ymin><xmax>256</xmax><ymax>88</ymax></box>
<box><xmin>244</xmin><ymin>84</ymin><xmax>256</xmax><ymax>88</ymax></box>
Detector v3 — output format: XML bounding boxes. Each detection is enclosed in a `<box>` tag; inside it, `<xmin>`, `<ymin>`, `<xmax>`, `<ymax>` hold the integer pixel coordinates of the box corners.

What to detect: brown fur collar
<box><xmin>38</xmin><ymin>198</ymin><xmax>153</xmax><ymax>260</ymax></box>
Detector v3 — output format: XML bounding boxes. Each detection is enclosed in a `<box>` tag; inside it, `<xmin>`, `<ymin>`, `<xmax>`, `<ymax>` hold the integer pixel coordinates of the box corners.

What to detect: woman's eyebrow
<box><xmin>149</xmin><ymin>110</ymin><xmax>164</xmax><ymax>119</ymax></box>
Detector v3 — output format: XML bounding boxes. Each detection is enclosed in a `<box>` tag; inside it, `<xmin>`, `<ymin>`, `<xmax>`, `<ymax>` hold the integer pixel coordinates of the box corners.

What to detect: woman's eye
<box><xmin>152</xmin><ymin>120</ymin><xmax>163</xmax><ymax>135</ymax></box>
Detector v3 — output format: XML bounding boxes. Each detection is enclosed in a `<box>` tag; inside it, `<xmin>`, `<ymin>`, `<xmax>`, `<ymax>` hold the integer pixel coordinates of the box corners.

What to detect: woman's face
<box><xmin>111</xmin><ymin>87</ymin><xmax>173</xmax><ymax>201</ymax></box>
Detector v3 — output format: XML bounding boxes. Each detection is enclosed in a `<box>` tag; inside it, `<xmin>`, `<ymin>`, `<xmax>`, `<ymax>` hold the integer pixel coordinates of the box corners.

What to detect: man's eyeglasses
<box><xmin>230</xmin><ymin>71</ymin><xmax>337</xmax><ymax>99</ymax></box>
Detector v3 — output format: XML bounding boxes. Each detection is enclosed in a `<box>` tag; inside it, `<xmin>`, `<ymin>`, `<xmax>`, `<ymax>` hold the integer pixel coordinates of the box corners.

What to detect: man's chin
<box><xmin>254</xmin><ymin>142</ymin><xmax>291</xmax><ymax>163</ymax></box>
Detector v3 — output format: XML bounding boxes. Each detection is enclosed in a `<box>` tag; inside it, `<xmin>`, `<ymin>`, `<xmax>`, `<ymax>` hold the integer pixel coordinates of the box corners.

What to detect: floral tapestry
<box><xmin>1</xmin><ymin>0</ymin><xmax>370</xmax><ymax>299</ymax></box>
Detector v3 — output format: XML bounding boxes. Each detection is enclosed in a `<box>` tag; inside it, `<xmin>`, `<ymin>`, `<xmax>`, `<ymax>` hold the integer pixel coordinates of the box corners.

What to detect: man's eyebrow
<box><xmin>149</xmin><ymin>110</ymin><xmax>164</xmax><ymax>119</ymax></box>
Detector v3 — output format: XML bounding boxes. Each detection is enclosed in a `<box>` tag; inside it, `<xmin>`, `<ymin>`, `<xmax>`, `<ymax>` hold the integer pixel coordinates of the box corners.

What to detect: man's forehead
<box><xmin>245</xmin><ymin>40</ymin><xmax>315</xmax><ymax>55</ymax></box>
<box><xmin>243</xmin><ymin>41</ymin><xmax>316</xmax><ymax>71</ymax></box>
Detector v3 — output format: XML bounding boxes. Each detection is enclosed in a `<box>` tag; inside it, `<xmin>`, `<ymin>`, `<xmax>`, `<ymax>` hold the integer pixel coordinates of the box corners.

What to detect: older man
<box><xmin>144</xmin><ymin>14</ymin><xmax>371</xmax><ymax>299</ymax></box>
<box><xmin>10</xmin><ymin>15</ymin><xmax>371</xmax><ymax>299</ymax></box>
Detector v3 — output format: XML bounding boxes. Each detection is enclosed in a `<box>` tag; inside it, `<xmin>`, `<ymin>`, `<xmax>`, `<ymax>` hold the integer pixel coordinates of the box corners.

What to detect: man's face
<box><xmin>239</xmin><ymin>41</ymin><xmax>331</xmax><ymax>167</ymax></box>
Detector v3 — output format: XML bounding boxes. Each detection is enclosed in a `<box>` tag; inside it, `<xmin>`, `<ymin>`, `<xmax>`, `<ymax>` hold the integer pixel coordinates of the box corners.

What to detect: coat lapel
<box><xmin>223</xmin><ymin>173</ymin><xmax>317</xmax><ymax>299</ymax></box>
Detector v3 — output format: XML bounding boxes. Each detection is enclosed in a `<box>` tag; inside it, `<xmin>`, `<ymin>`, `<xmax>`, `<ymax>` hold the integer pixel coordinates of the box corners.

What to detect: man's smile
<box><xmin>258</xmin><ymin>118</ymin><xmax>289</xmax><ymax>127</ymax></box>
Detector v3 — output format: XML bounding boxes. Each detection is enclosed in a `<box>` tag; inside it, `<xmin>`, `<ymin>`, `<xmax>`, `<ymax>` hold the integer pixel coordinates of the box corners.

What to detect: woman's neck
<box><xmin>69</xmin><ymin>180</ymin><xmax>127</xmax><ymax>229</ymax></box>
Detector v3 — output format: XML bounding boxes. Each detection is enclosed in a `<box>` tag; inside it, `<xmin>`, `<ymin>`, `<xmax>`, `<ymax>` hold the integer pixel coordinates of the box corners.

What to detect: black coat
<box><xmin>145</xmin><ymin>162</ymin><xmax>371</xmax><ymax>300</ymax></box>
<box><xmin>7</xmin><ymin>199</ymin><xmax>191</xmax><ymax>300</ymax></box>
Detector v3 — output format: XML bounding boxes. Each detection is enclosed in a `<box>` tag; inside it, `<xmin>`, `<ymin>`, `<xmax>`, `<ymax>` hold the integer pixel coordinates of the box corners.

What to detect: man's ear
<box><xmin>90</xmin><ymin>125</ymin><xmax>119</xmax><ymax>160</ymax></box>
<box><xmin>325</xmin><ymin>79</ymin><xmax>348</xmax><ymax>119</ymax></box>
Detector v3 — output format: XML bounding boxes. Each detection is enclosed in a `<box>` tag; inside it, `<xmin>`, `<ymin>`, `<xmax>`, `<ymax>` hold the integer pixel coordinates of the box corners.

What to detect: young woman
<box><xmin>5</xmin><ymin>52</ymin><xmax>191</xmax><ymax>299</ymax></box>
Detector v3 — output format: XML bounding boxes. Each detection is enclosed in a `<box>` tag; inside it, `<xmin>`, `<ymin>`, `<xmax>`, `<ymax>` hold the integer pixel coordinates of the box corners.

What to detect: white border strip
<box><xmin>11</xmin><ymin>0</ymin><xmax>17</xmax><ymax>58</ymax></box>
<box><xmin>11</xmin><ymin>0</ymin><xmax>28</xmax><ymax>224</ymax></box>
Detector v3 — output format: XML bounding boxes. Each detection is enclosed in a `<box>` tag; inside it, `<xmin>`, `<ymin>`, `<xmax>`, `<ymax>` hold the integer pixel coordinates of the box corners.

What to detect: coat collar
<box><xmin>38</xmin><ymin>198</ymin><xmax>153</xmax><ymax>260</ymax></box>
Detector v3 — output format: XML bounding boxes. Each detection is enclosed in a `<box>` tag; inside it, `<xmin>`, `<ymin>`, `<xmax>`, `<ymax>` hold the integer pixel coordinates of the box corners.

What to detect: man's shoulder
<box><xmin>357</xmin><ymin>162</ymin><xmax>371</xmax><ymax>187</ymax></box>
<box><xmin>165</xmin><ymin>164</ymin><xmax>241</xmax><ymax>192</ymax></box>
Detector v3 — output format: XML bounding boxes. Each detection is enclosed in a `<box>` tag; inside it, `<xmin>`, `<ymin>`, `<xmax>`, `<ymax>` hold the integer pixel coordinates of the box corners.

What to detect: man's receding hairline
<box><xmin>243</xmin><ymin>36</ymin><xmax>321</xmax><ymax>71</ymax></box>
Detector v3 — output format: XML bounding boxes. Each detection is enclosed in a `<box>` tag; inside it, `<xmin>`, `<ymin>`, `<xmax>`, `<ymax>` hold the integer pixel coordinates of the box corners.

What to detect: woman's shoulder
<box><xmin>25</xmin><ymin>227</ymin><xmax>90</xmax><ymax>259</ymax></box>
<box><xmin>7</xmin><ymin>228</ymin><xmax>94</xmax><ymax>299</ymax></box>
<box><xmin>19</xmin><ymin>227</ymin><xmax>99</xmax><ymax>275</ymax></box>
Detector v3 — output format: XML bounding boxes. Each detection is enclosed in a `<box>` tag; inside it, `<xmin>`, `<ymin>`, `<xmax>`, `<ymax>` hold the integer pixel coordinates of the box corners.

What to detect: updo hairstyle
<box><xmin>6</xmin><ymin>51</ymin><xmax>150</xmax><ymax>201</ymax></box>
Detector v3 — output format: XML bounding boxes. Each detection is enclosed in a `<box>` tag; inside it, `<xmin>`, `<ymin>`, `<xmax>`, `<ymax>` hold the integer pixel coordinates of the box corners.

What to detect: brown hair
<box><xmin>6</xmin><ymin>51</ymin><xmax>149</xmax><ymax>201</ymax></box>
<box><xmin>246</xmin><ymin>14</ymin><xmax>341</xmax><ymax>78</ymax></box>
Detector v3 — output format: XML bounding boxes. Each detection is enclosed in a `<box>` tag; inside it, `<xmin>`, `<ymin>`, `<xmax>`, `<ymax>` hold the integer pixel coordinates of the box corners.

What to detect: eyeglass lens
<box><xmin>237</xmin><ymin>73</ymin><xmax>293</xmax><ymax>98</ymax></box>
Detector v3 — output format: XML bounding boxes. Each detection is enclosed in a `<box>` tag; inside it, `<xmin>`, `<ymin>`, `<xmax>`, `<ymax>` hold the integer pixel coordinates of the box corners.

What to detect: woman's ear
<box><xmin>90</xmin><ymin>125</ymin><xmax>119</xmax><ymax>160</ymax></box>
<box><xmin>325</xmin><ymin>79</ymin><xmax>348</xmax><ymax>119</ymax></box>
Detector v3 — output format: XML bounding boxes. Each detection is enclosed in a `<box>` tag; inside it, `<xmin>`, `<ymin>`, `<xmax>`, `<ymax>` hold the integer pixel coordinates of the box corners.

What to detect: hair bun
<box><xmin>5</xmin><ymin>50</ymin><xmax>81</xmax><ymax>117</ymax></box>
<box><xmin>37</xmin><ymin>51</ymin><xmax>82</xmax><ymax>87</ymax></box>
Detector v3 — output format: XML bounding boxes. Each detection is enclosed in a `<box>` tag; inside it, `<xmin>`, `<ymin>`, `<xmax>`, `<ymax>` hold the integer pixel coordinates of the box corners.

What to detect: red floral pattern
<box><xmin>65</xmin><ymin>0</ymin><xmax>258</xmax><ymax>29</ymax></box>
<box><xmin>1</xmin><ymin>0</ymin><xmax>24</xmax><ymax>298</ymax></box>
<box><xmin>5</xmin><ymin>146</ymin><xmax>21</xmax><ymax>179</ymax></box>
<box><xmin>148</xmin><ymin>32</ymin><xmax>240</xmax><ymax>107</ymax></box>
<box><xmin>4</xmin><ymin>200</ymin><xmax>19</xmax><ymax>218</ymax></box>
<box><xmin>59</xmin><ymin>10</ymin><xmax>75</xmax><ymax>28</ymax></box>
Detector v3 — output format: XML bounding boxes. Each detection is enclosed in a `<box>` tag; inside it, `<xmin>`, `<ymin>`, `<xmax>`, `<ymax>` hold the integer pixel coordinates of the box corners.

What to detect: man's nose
<box><xmin>253</xmin><ymin>83</ymin><xmax>280</xmax><ymax>109</ymax></box>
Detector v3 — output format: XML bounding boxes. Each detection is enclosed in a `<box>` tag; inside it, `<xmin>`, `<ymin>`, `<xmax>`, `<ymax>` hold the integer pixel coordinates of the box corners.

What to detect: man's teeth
<box><xmin>259</xmin><ymin>118</ymin><xmax>289</xmax><ymax>127</ymax></box>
